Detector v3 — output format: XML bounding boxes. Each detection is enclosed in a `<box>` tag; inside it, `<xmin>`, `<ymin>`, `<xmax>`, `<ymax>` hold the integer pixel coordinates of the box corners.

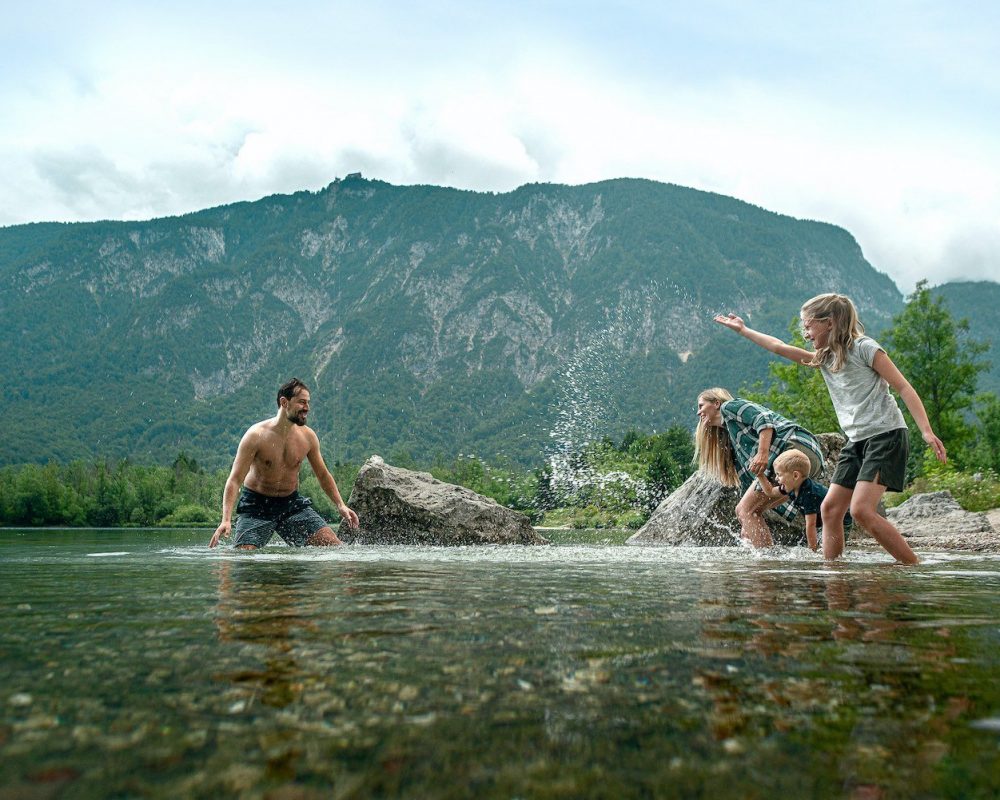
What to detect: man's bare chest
<box><xmin>256</xmin><ymin>435</ymin><xmax>309</xmax><ymax>471</ymax></box>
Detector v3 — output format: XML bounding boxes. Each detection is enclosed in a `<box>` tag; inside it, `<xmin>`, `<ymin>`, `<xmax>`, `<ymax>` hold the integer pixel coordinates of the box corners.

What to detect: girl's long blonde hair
<box><xmin>800</xmin><ymin>293</ymin><xmax>865</xmax><ymax>372</ymax></box>
<box><xmin>694</xmin><ymin>387</ymin><xmax>740</xmax><ymax>487</ymax></box>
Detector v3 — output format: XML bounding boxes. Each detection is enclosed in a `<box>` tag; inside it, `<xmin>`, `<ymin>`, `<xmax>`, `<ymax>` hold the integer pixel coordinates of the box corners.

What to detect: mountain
<box><xmin>931</xmin><ymin>281</ymin><xmax>1000</xmax><ymax>397</ymax></box>
<box><xmin>2</xmin><ymin>176</ymin><xmax>905</xmax><ymax>469</ymax></box>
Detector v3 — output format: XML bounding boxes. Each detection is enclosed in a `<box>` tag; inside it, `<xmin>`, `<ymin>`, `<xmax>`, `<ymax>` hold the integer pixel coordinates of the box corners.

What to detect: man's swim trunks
<box><xmin>231</xmin><ymin>487</ymin><xmax>328</xmax><ymax>547</ymax></box>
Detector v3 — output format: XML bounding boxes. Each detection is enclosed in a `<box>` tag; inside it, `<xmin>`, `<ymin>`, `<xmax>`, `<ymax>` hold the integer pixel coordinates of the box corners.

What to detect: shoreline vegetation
<box><xmin>1</xmin><ymin>443</ymin><xmax>998</xmax><ymax>534</ymax></box>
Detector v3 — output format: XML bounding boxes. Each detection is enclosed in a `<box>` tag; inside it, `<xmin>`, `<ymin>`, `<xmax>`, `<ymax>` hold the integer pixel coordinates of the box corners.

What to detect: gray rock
<box><xmin>623</xmin><ymin>470</ymin><xmax>747</xmax><ymax>546</ymax></box>
<box><xmin>627</xmin><ymin>432</ymin><xmax>850</xmax><ymax>547</ymax></box>
<box><xmin>887</xmin><ymin>491</ymin><xmax>999</xmax><ymax>551</ymax></box>
<box><xmin>623</xmin><ymin>470</ymin><xmax>811</xmax><ymax>546</ymax></box>
<box><xmin>339</xmin><ymin>455</ymin><xmax>547</xmax><ymax>545</ymax></box>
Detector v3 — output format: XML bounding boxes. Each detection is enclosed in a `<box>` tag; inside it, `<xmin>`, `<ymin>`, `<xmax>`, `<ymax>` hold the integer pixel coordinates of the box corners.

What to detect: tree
<box><xmin>645</xmin><ymin>426</ymin><xmax>696</xmax><ymax>504</ymax></box>
<box><xmin>883</xmin><ymin>280</ymin><xmax>990</xmax><ymax>460</ymax></box>
<box><xmin>967</xmin><ymin>393</ymin><xmax>1000</xmax><ymax>474</ymax></box>
<box><xmin>743</xmin><ymin>319</ymin><xmax>840</xmax><ymax>435</ymax></box>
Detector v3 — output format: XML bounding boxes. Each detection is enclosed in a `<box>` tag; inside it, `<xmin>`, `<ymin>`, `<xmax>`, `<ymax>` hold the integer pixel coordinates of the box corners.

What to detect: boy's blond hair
<box><xmin>773</xmin><ymin>449</ymin><xmax>811</xmax><ymax>476</ymax></box>
<box><xmin>694</xmin><ymin>387</ymin><xmax>740</xmax><ymax>487</ymax></box>
<box><xmin>800</xmin><ymin>293</ymin><xmax>864</xmax><ymax>372</ymax></box>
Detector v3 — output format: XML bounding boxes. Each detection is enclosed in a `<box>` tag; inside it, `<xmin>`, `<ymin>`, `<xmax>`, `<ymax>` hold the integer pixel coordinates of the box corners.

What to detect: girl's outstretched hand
<box><xmin>714</xmin><ymin>313</ymin><xmax>745</xmax><ymax>333</ymax></box>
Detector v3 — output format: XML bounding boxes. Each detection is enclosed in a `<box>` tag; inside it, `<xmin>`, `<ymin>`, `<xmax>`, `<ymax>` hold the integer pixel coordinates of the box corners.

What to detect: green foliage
<box><xmin>0</xmin><ymin>456</ymin><xmax>224</xmax><ymax>528</ymax></box>
<box><xmin>431</xmin><ymin>455</ymin><xmax>539</xmax><ymax>516</ymax></box>
<box><xmin>965</xmin><ymin>393</ymin><xmax>1000</xmax><ymax>474</ymax></box>
<box><xmin>886</xmin><ymin>460</ymin><xmax>1000</xmax><ymax>514</ymax></box>
<box><xmin>742</xmin><ymin>319</ymin><xmax>840</xmax><ymax>434</ymax></box>
<box><xmin>538</xmin><ymin>505</ymin><xmax>647</xmax><ymax>530</ymax></box>
<box><xmin>159</xmin><ymin>504</ymin><xmax>216</xmax><ymax>526</ymax></box>
<box><xmin>883</xmin><ymin>279</ymin><xmax>990</xmax><ymax>462</ymax></box>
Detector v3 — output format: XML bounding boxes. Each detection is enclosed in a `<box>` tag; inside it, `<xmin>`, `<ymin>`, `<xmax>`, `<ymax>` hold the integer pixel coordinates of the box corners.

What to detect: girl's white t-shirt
<box><xmin>820</xmin><ymin>336</ymin><xmax>907</xmax><ymax>442</ymax></box>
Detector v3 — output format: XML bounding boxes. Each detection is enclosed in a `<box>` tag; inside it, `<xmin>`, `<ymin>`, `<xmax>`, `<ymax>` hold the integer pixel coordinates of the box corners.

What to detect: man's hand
<box><xmin>339</xmin><ymin>505</ymin><xmax>360</xmax><ymax>529</ymax></box>
<box><xmin>713</xmin><ymin>313</ymin><xmax>746</xmax><ymax>334</ymax></box>
<box><xmin>209</xmin><ymin>521</ymin><xmax>231</xmax><ymax>548</ymax></box>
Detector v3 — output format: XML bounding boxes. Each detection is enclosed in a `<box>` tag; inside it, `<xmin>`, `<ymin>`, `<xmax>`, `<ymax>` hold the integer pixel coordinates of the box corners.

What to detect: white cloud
<box><xmin>1</xmin><ymin>1</ymin><xmax>998</xmax><ymax>292</ymax></box>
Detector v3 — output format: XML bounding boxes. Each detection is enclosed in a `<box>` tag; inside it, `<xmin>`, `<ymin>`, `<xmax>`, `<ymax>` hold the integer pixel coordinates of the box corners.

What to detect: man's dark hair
<box><xmin>277</xmin><ymin>378</ymin><xmax>309</xmax><ymax>406</ymax></box>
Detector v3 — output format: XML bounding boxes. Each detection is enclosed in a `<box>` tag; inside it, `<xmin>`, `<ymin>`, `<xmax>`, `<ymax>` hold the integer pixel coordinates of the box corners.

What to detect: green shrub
<box><xmin>159</xmin><ymin>504</ymin><xmax>216</xmax><ymax>526</ymax></box>
<box><xmin>886</xmin><ymin>462</ymin><xmax>1000</xmax><ymax>513</ymax></box>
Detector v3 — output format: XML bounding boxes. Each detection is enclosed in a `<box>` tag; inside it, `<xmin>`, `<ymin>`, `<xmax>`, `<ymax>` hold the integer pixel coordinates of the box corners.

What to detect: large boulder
<box><xmin>627</xmin><ymin>432</ymin><xmax>848</xmax><ymax>547</ymax></box>
<box><xmin>887</xmin><ymin>491</ymin><xmax>998</xmax><ymax>551</ymax></box>
<box><xmin>338</xmin><ymin>455</ymin><xmax>548</xmax><ymax>545</ymax></box>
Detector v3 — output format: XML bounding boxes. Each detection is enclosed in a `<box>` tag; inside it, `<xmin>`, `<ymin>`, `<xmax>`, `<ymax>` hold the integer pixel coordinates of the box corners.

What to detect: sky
<box><xmin>2</xmin><ymin>1</ymin><xmax>998</xmax><ymax>292</ymax></box>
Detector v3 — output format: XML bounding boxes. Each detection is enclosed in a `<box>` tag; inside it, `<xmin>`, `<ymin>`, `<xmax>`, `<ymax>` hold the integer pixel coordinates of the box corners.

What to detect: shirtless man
<box><xmin>208</xmin><ymin>378</ymin><xmax>360</xmax><ymax>549</ymax></box>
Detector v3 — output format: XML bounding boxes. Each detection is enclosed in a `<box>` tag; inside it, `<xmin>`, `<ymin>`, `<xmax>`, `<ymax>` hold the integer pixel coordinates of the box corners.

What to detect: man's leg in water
<box><xmin>307</xmin><ymin>526</ymin><xmax>344</xmax><ymax>546</ymax></box>
<box><xmin>278</xmin><ymin>507</ymin><xmax>345</xmax><ymax>547</ymax></box>
<box><xmin>232</xmin><ymin>515</ymin><xmax>275</xmax><ymax>550</ymax></box>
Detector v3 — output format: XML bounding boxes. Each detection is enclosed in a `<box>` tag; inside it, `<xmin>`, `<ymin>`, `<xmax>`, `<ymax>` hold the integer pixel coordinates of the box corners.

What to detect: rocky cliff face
<box><xmin>0</xmin><ymin>176</ymin><xmax>904</xmax><ymax>467</ymax></box>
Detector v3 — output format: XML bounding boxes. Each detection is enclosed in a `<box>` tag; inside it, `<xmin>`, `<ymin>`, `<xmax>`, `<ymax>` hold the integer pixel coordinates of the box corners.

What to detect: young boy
<box><xmin>755</xmin><ymin>449</ymin><xmax>851</xmax><ymax>551</ymax></box>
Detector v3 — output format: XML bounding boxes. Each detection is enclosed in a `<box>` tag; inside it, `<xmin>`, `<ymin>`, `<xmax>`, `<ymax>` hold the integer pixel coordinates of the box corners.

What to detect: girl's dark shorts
<box><xmin>831</xmin><ymin>428</ymin><xmax>909</xmax><ymax>492</ymax></box>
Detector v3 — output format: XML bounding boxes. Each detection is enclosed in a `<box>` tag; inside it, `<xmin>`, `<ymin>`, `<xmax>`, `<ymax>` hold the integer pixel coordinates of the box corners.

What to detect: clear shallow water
<box><xmin>2</xmin><ymin>530</ymin><xmax>999</xmax><ymax>799</ymax></box>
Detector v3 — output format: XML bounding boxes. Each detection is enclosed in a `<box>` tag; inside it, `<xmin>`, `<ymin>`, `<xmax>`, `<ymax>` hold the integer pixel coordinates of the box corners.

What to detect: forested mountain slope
<box><xmin>2</xmin><ymin>176</ymin><xmax>904</xmax><ymax>467</ymax></box>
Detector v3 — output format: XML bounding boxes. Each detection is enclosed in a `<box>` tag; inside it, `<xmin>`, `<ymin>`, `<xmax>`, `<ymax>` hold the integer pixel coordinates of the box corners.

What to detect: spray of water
<box><xmin>544</xmin><ymin>305</ymin><xmax>656</xmax><ymax>513</ymax></box>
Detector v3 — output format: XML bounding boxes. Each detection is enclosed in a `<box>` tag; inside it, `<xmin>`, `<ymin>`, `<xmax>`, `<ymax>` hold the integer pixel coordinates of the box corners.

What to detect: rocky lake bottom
<box><xmin>2</xmin><ymin>529</ymin><xmax>999</xmax><ymax>799</ymax></box>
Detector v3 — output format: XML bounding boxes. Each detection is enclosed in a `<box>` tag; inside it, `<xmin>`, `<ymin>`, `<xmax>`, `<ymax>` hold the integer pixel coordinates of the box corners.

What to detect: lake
<box><xmin>2</xmin><ymin>529</ymin><xmax>999</xmax><ymax>799</ymax></box>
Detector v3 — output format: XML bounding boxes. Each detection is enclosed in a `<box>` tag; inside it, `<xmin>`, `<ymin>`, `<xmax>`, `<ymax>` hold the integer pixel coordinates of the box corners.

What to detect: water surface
<box><xmin>2</xmin><ymin>529</ymin><xmax>999</xmax><ymax>798</ymax></box>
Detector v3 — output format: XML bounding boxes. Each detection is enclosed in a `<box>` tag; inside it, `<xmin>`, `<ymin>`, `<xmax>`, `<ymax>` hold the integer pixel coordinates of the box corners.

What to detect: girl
<box><xmin>695</xmin><ymin>387</ymin><xmax>825</xmax><ymax>547</ymax></box>
<box><xmin>715</xmin><ymin>293</ymin><xmax>946</xmax><ymax>564</ymax></box>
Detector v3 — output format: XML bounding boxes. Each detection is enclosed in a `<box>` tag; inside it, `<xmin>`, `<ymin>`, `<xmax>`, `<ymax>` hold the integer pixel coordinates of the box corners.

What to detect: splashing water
<box><xmin>544</xmin><ymin>308</ymin><xmax>656</xmax><ymax>512</ymax></box>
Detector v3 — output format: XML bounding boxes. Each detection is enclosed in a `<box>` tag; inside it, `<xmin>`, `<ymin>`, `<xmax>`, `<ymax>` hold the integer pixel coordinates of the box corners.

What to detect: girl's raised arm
<box><xmin>871</xmin><ymin>350</ymin><xmax>947</xmax><ymax>462</ymax></box>
<box><xmin>713</xmin><ymin>313</ymin><xmax>814</xmax><ymax>365</ymax></box>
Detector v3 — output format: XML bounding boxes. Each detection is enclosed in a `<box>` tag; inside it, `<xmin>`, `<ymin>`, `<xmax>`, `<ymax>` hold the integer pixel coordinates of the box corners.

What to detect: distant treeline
<box><xmin>0</xmin><ymin>427</ymin><xmax>696</xmax><ymax>529</ymax></box>
<box><xmin>0</xmin><ymin>454</ymin><xmax>228</xmax><ymax>528</ymax></box>
<box><xmin>0</xmin><ymin>453</ymin><xmax>370</xmax><ymax>528</ymax></box>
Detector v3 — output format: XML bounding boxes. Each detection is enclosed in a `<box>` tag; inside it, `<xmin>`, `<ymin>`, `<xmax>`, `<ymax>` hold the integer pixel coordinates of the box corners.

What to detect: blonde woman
<box><xmin>714</xmin><ymin>293</ymin><xmax>946</xmax><ymax>565</ymax></box>
<box><xmin>696</xmin><ymin>388</ymin><xmax>824</xmax><ymax>548</ymax></box>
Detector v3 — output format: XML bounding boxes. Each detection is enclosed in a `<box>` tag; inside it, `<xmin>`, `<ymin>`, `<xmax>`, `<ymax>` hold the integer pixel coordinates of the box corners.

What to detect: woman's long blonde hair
<box><xmin>800</xmin><ymin>293</ymin><xmax>865</xmax><ymax>372</ymax></box>
<box><xmin>695</xmin><ymin>387</ymin><xmax>739</xmax><ymax>487</ymax></box>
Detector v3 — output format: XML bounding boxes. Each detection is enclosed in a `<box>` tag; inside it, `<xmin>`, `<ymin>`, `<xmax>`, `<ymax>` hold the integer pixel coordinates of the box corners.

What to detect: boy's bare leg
<box><xmin>850</xmin><ymin>480</ymin><xmax>919</xmax><ymax>565</ymax></box>
<box><xmin>820</xmin><ymin>484</ymin><xmax>853</xmax><ymax>560</ymax></box>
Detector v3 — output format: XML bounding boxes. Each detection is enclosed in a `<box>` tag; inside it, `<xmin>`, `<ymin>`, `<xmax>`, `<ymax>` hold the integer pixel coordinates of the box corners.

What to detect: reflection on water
<box><xmin>1</xmin><ymin>529</ymin><xmax>998</xmax><ymax>798</ymax></box>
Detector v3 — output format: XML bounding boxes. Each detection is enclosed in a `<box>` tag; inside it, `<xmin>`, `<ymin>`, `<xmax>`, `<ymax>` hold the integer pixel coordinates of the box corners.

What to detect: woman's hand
<box><xmin>748</xmin><ymin>450</ymin><xmax>768</xmax><ymax>476</ymax></box>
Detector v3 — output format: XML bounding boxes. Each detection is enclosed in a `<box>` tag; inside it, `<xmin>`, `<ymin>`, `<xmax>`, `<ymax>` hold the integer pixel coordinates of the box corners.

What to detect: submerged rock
<box><xmin>339</xmin><ymin>455</ymin><xmax>547</xmax><ymax>545</ymax></box>
<box><xmin>887</xmin><ymin>491</ymin><xmax>998</xmax><ymax>551</ymax></box>
<box><xmin>627</xmin><ymin>433</ymin><xmax>848</xmax><ymax>547</ymax></box>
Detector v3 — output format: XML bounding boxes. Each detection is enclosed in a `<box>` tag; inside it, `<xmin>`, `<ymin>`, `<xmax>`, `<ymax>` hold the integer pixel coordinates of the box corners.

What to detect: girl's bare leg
<box><xmin>820</xmin><ymin>484</ymin><xmax>853</xmax><ymax>560</ymax></box>
<box><xmin>850</xmin><ymin>480</ymin><xmax>919</xmax><ymax>565</ymax></box>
